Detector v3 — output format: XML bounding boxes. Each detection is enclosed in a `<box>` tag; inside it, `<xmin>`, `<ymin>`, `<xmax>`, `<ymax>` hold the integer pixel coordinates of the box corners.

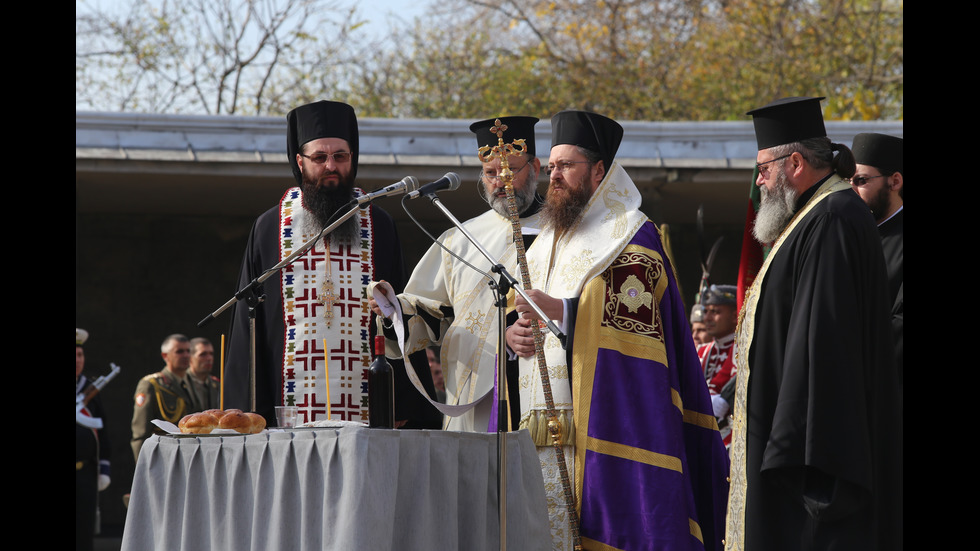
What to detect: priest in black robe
<box><xmin>726</xmin><ymin>97</ymin><xmax>902</xmax><ymax>550</ymax></box>
<box><xmin>851</xmin><ymin>132</ymin><xmax>904</xmax><ymax>391</ymax></box>
<box><xmin>224</xmin><ymin>100</ymin><xmax>440</xmax><ymax>429</ymax></box>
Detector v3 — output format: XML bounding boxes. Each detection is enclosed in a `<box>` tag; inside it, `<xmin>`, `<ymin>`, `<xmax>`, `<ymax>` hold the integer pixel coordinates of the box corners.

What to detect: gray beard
<box><xmin>752</xmin><ymin>169</ymin><xmax>797</xmax><ymax>244</ymax></box>
<box><xmin>482</xmin><ymin>179</ymin><xmax>537</xmax><ymax>218</ymax></box>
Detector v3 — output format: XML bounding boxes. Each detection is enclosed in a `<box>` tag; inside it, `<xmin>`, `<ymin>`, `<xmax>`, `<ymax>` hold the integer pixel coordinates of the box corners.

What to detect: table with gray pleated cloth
<box><xmin>121</xmin><ymin>426</ymin><xmax>551</xmax><ymax>551</ymax></box>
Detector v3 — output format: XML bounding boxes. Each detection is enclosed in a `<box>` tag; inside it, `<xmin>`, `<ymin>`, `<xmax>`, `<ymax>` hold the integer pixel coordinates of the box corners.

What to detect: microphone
<box><xmin>356</xmin><ymin>176</ymin><xmax>419</xmax><ymax>204</ymax></box>
<box><xmin>407</xmin><ymin>172</ymin><xmax>461</xmax><ymax>199</ymax></box>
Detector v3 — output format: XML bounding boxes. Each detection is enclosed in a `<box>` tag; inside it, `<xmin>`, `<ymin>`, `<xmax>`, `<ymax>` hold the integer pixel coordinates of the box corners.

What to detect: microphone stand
<box><xmin>197</xmin><ymin>200</ymin><xmax>363</xmax><ymax>413</ymax></box>
<box><xmin>420</xmin><ymin>190</ymin><xmax>564</xmax><ymax>551</ymax></box>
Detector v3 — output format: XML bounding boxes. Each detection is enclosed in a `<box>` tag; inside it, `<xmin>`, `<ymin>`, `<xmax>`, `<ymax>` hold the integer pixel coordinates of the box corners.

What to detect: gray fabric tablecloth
<box><xmin>121</xmin><ymin>427</ymin><xmax>550</xmax><ymax>551</ymax></box>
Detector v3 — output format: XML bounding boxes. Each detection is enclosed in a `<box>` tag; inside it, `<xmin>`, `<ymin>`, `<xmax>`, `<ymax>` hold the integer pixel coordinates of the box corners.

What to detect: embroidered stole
<box><xmin>279</xmin><ymin>188</ymin><xmax>374</xmax><ymax>424</ymax></box>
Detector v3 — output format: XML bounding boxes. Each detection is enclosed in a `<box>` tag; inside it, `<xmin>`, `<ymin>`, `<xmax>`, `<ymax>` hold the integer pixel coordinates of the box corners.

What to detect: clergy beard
<box><xmin>541</xmin><ymin>176</ymin><xmax>593</xmax><ymax>235</ymax></box>
<box><xmin>481</xmin><ymin>177</ymin><xmax>537</xmax><ymax>218</ymax></box>
<box><xmin>752</xmin><ymin>168</ymin><xmax>798</xmax><ymax>244</ymax></box>
<box><xmin>301</xmin><ymin>172</ymin><xmax>359</xmax><ymax>244</ymax></box>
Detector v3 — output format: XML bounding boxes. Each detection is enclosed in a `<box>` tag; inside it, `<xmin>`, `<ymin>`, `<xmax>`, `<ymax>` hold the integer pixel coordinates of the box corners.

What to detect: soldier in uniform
<box><xmin>76</xmin><ymin>328</ymin><xmax>111</xmax><ymax>551</ymax></box>
<box><xmin>187</xmin><ymin>337</ymin><xmax>221</xmax><ymax>410</ymax></box>
<box><xmin>696</xmin><ymin>284</ymin><xmax>739</xmax><ymax>447</ymax></box>
<box><xmin>130</xmin><ymin>334</ymin><xmax>196</xmax><ymax>460</ymax></box>
<box><xmin>690</xmin><ymin>303</ymin><xmax>709</xmax><ymax>345</ymax></box>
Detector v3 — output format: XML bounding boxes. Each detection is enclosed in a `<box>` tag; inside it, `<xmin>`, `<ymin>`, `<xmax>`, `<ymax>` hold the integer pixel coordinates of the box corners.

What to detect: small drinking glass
<box><xmin>275</xmin><ymin>406</ymin><xmax>299</xmax><ymax>428</ymax></box>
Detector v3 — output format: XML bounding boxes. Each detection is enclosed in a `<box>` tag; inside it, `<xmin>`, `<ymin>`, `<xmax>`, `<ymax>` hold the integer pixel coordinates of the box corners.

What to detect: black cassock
<box><xmin>224</xmin><ymin>196</ymin><xmax>442</xmax><ymax>429</ymax></box>
<box><xmin>743</xmin><ymin>182</ymin><xmax>902</xmax><ymax>550</ymax></box>
<box><xmin>879</xmin><ymin>207</ymin><xmax>903</xmax><ymax>391</ymax></box>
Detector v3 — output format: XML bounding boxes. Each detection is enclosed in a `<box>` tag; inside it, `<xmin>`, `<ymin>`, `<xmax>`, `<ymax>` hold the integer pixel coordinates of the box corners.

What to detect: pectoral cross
<box><xmin>320</xmin><ymin>279</ymin><xmax>338</xmax><ymax>326</ymax></box>
<box><xmin>318</xmin><ymin>239</ymin><xmax>338</xmax><ymax>328</ymax></box>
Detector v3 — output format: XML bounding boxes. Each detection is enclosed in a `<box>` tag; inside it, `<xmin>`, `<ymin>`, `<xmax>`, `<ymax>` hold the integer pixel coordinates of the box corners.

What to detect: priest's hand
<box><xmin>515</xmin><ymin>289</ymin><xmax>564</xmax><ymax>323</ymax></box>
<box><xmin>506</xmin><ymin>317</ymin><xmax>537</xmax><ymax>358</ymax></box>
<box><xmin>369</xmin><ymin>280</ymin><xmax>392</xmax><ymax>318</ymax></box>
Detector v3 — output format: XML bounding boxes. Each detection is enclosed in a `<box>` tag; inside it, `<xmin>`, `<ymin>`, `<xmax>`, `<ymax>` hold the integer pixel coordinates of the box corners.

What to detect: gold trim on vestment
<box><xmin>597</xmin><ymin>326</ymin><xmax>667</xmax><ymax>365</ymax></box>
<box><xmin>685</xmin><ymin>408</ymin><xmax>721</xmax><ymax>431</ymax></box>
<box><xmin>690</xmin><ymin>518</ymin><xmax>705</xmax><ymax>545</ymax></box>
<box><xmin>573</xmin><ymin>270</ymin><xmax>604</xmax><ymax>515</ymax></box>
<box><xmin>586</xmin><ymin>436</ymin><xmax>683</xmax><ymax>473</ymax></box>
<box><xmin>581</xmin><ymin>536</ymin><xmax>621</xmax><ymax>551</ymax></box>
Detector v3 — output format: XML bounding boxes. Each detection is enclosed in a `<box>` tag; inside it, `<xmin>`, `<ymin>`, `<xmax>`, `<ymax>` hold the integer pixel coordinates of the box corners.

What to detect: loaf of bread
<box><xmin>178</xmin><ymin>412</ymin><xmax>219</xmax><ymax>434</ymax></box>
<box><xmin>177</xmin><ymin>409</ymin><xmax>266</xmax><ymax>434</ymax></box>
<box><xmin>246</xmin><ymin>412</ymin><xmax>267</xmax><ymax>434</ymax></box>
<box><xmin>216</xmin><ymin>408</ymin><xmax>243</xmax><ymax>419</ymax></box>
<box><xmin>218</xmin><ymin>410</ymin><xmax>252</xmax><ymax>433</ymax></box>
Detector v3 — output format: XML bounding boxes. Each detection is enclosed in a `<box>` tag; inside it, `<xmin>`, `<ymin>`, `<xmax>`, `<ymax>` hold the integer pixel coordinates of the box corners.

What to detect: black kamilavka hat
<box><xmin>550</xmin><ymin>110</ymin><xmax>624</xmax><ymax>171</ymax></box>
<box><xmin>746</xmin><ymin>96</ymin><xmax>827</xmax><ymax>150</ymax></box>
<box><xmin>852</xmin><ymin>133</ymin><xmax>903</xmax><ymax>175</ymax></box>
<box><xmin>286</xmin><ymin>100</ymin><xmax>359</xmax><ymax>184</ymax></box>
<box><xmin>469</xmin><ymin>116</ymin><xmax>539</xmax><ymax>158</ymax></box>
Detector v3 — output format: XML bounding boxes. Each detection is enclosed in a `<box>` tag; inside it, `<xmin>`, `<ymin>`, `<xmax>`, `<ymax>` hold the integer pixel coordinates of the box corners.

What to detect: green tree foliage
<box><xmin>689</xmin><ymin>0</ymin><xmax>904</xmax><ymax>120</ymax></box>
<box><xmin>346</xmin><ymin>0</ymin><xmax>902</xmax><ymax>121</ymax></box>
<box><xmin>76</xmin><ymin>0</ymin><xmax>902</xmax><ymax>120</ymax></box>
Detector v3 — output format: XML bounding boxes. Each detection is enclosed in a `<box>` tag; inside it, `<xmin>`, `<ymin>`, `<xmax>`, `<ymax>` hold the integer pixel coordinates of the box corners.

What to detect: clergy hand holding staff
<box><xmin>373</xmin><ymin>110</ymin><xmax>731</xmax><ymax>551</ymax></box>
<box><xmin>367</xmin><ymin>115</ymin><xmax>548</xmax><ymax>435</ymax></box>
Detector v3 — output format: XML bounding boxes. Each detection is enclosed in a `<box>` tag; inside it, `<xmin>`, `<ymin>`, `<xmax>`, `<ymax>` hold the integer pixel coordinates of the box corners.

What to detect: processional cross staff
<box><xmin>478</xmin><ymin>119</ymin><xmax>583</xmax><ymax>551</ymax></box>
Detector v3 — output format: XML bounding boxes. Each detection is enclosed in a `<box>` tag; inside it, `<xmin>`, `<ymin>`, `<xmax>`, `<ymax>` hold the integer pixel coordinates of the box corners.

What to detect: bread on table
<box><xmin>245</xmin><ymin>412</ymin><xmax>267</xmax><ymax>434</ymax></box>
<box><xmin>177</xmin><ymin>409</ymin><xmax>266</xmax><ymax>434</ymax></box>
<box><xmin>218</xmin><ymin>410</ymin><xmax>252</xmax><ymax>433</ymax></box>
<box><xmin>178</xmin><ymin>412</ymin><xmax>219</xmax><ymax>434</ymax></box>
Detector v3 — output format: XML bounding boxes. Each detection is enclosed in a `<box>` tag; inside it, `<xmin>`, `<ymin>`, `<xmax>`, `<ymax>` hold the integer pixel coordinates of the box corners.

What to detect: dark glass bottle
<box><xmin>368</xmin><ymin>335</ymin><xmax>395</xmax><ymax>428</ymax></box>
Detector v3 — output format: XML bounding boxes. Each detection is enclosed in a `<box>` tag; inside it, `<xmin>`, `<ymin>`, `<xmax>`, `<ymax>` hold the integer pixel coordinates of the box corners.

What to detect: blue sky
<box><xmin>360</xmin><ymin>0</ymin><xmax>431</xmax><ymax>36</ymax></box>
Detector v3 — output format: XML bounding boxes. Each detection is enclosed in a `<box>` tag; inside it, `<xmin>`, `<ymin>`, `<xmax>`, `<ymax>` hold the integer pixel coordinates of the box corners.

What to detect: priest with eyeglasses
<box><xmin>224</xmin><ymin>100</ymin><xmax>441</xmax><ymax>430</ymax></box>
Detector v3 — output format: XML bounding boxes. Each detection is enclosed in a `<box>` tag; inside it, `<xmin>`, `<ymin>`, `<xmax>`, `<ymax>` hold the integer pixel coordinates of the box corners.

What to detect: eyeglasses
<box><xmin>300</xmin><ymin>151</ymin><xmax>352</xmax><ymax>164</ymax></box>
<box><xmin>755</xmin><ymin>154</ymin><xmax>792</xmax><ymax>176</ymax></box>
<box><xmin>481</xmin><ymin>162</ymin><xmax>528</xmax><ymax>183</ymax></box>
<box><xmin>849</xmin><ymin>175</ymin><xmax>885</xmax><ymax>186</ymax></box>
<box><xmin>545</xmin><ymin>160</ymin><xmax>591</xmax><ymax>176</ymax></box>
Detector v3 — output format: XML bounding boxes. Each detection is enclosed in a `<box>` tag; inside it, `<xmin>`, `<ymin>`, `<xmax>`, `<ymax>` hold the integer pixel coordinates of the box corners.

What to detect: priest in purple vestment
<box><xmin>509</xmin><ymin>110</ymin><xmax>730</xmax><ymax>551</ymax></box>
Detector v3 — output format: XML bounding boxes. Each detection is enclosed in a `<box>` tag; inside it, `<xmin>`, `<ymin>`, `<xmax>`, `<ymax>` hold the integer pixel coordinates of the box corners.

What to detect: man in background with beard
<box><xmin>508</xmin><ymin>110</ymin><xmax>730</xmax><ymax>551</ymax></box>
<box><xmin>225</xmin><ymin>100</ymin><xmax>440</xmax><ymax>429</ymax></box>
<box><xmin>368</xmin><ymin>116</ymin><xmax>544</xmax><ymax>433</ymax></box>
<box><xmin>725</xmin><ymin>97</ymin><xmax>902</xmax><ymax>550</ymax></box>
<box><xmin>851</xmin><ymin>132</ymin><xmax>903</xmax><ymax>392</ymax></box>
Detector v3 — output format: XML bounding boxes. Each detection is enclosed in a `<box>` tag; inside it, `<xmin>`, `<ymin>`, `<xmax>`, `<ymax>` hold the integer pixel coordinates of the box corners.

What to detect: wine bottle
<box><xmin>369</xmin><ymin>335</ymin><xmax>394</xmax><ymax>428</ymax></box>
